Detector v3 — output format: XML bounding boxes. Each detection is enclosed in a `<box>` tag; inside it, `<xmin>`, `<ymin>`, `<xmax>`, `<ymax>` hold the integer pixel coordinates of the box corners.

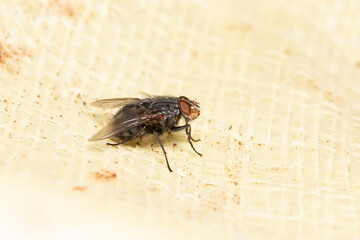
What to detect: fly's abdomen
<box><xmin>117</xmin><ymin>125</ymin><xmax>145</xmax><ymax>139</ymax></box>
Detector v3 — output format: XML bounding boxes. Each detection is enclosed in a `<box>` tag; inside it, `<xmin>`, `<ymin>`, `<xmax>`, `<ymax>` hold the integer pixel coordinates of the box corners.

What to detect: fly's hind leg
<box><xmin>153</xmin><ymin>132</ymin><xmax>173</xmax><ymax>172</ymax></box>
<box><xmin>107</xmin><ymin>138</ymin><xmax>132</xmax><ymax>146</ymax></box>
<box><xmin>107</xmin><ymin>127</ymin><xmax>145</xmax><ymax>147</ymax></box>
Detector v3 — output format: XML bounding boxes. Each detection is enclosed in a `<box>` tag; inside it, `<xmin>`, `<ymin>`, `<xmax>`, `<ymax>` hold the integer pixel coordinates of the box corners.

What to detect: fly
<box><xmin>88</xmin><ymin>96</ymin><xmax>202</xmax><ymax>172</ymax></box>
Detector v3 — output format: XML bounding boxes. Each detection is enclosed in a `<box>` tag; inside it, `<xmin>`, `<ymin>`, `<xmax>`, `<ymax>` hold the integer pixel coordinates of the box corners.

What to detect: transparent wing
<box><xmin>88</xmin><ymin>106</ymin><xmax>151</xmax><ymax>141</ymax></box>
<box><xmin>90</xmin><ymin>98</ymin><xmax>143</xmax><ymax>109</ymax></box>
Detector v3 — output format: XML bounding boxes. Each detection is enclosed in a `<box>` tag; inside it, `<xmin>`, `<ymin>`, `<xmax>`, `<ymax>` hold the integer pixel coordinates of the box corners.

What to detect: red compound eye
<box><xmin>178</xmin><ymin>99</ymin><xmax>191</xmax><ymax>116</ymax></box>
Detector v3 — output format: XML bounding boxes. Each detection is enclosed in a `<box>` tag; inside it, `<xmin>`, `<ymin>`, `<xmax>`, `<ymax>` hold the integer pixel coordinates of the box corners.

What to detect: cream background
<box><xmin>1</xmin><ymin>0</ymin><xmax>360</xmax><ymax>239</ymax></box>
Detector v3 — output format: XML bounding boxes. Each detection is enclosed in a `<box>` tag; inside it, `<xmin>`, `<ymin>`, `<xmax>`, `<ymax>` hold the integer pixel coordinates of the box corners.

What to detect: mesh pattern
<box><xmin>1</xmin><ymin>0</ymin><xmax>360</xmax><ymax>239</ymax></box>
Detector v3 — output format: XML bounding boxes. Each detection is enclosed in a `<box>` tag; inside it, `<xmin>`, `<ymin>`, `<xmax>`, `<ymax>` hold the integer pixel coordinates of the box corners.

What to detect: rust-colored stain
<box><xmin>73</xmin><ymin>186</ymin><xmax>86</xmax><ymax>191</ymax></box>
<box><xmin>228</xmin><ymin>22</ymin><xmax>252</xmax><ymax>32</ymax></box>
<box><xmin>0</xmin><ymin>41</ymin><xmax>30</xmax><ymax>65</ymax></box>
<box><xmin>191</xmin><ymin>50</ymin><xmax>198</xmax><ymax>59</ymax></box>
<box><xmin>284</xmin><ymin>48</ymin><xmax>291</xmax><ymax>55</ymax></box>
<box><xmin>94</xmin><ymin>169</ymin><xmax>117</xmax><ymax>181</ymax></box>
<box><xmin>46</xmin><ymin>0</ymin><xmax>81</xmax><ymax>19</ymax></box>
<box><xmin>24</xmin><ymin>0</ymin><xmax>94</xmax><ymax>23</ymax></box>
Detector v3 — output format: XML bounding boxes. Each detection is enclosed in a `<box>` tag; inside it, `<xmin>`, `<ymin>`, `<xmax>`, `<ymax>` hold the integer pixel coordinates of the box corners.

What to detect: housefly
<box><xmin>89</xmin><ymin>96</ymin><xmax>202</xmax><ymax>172</ymax></box>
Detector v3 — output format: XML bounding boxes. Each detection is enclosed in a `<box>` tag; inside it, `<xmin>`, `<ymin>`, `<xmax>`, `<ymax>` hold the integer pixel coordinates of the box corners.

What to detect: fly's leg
<box><xmin>185</xmin><ymin>124</ymin><xmax>202</xmax><ymax>156</ymax></box>
<box><xmin>183</xmin><ymin>119</ymin><xmax>201</xmax><ymax>142</ymax></box>
<box><xmin>171</xmin><ymin>124</ymin><xmax>202</xmax><ymax>156</ymax></box>
<box><xmin>185</xmin><ymin>126</ymin><xmax>201</xmax><ymax>142</ymax></box>
<box><xmin>106</xmin><ymin>138</ymin><xmax>132</xmax><ymax>146</ymax></box>
<box><xmin>153</xmin><ymin>132</ymin><xmax>173</xmax><ymax>172</ymax></box>
<box><xmin>107</xmin><ymin>127</ymin><xmax>145</xmax><ymax>146</ymax></box>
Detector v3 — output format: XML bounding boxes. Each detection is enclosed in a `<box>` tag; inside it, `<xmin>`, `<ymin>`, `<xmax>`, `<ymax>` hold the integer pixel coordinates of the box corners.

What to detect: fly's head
<box><xmin>178</xmin><ymin>96</ymin><xmax>200</xmax><ymax>121</ymax></box>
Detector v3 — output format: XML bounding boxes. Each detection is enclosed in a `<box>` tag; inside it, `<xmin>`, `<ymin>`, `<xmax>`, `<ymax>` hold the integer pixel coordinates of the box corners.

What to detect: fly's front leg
<box><xmin>171</xmin><ymin>124</ymin><xmax>202</xmax><ymax>156</ymax></box>
<box><xmin>183</xmin><ymin>119</ymin><xmax>201</xmax><ymax>142</ymax></box>
<box><xmin>185</xmin><ymin>124</ymin><xmax>201</xmax><ymax>142</ymax></box>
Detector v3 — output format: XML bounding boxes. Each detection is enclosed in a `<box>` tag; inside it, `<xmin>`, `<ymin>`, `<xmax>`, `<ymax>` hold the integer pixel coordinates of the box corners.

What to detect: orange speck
<box><xmin>73</xmin><ymin>186</ymin><xmax>86</xmax><ymax>191</ymax></box>
<box><xmin>94</xmin><ymin>169</ymin><xmax>117</xmax><ymax>180</ymax></box>
<box><xmin>284</xmin><ymin>49</ymin><xmax>291</xmax><ymax>55</ymax></box>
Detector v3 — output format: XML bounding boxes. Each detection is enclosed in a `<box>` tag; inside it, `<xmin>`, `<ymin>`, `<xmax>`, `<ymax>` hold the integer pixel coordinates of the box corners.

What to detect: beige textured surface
<box><xmin>1</xmin><ymin>0</ymin><xmax>360</xmax><ymax>239</ymax></box>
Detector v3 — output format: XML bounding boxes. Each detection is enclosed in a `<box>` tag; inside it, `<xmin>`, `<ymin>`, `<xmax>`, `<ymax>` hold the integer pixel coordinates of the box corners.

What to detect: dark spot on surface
<box><xmin>60</xmin><ymin>115</ymin><xmax>63</xmax><ymax>117</ymax></box>
<box><xmin>258</xmin><ymin>143</ymin><xmax>262</xmax><ymax>146</ymax></box>
<box><xmin>216</xmin><ymin>142</ymin><xmax>220</xmax><ymax>144</ymax></box>
<box><xmin>238</xmin><ymin>141</ymin><xmax>242</xmax><ymax>146</ymax></box>
<box><xmin>173</xmin><ymin>143</ymin><xmax>177</xmax><ymax>147</ymax></box>
<box><xmin>229</xmin><ymin>125</ymin><xmax>232</xmax><ymax>130</ymax></box>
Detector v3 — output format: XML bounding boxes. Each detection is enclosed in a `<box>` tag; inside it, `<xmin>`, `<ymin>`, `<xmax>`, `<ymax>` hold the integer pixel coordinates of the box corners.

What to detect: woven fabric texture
<box><xmin>1</xmin><ymin>0</ymin><xmax>360</xmax><ymax>239</ymax></box>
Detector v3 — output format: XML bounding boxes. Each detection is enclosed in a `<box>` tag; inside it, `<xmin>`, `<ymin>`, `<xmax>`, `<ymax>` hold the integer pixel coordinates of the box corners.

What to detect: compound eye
<box><xmin>178</xmin><ymin>99</ymin><xmax>191</xmax><ymax>116</ymax></box>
